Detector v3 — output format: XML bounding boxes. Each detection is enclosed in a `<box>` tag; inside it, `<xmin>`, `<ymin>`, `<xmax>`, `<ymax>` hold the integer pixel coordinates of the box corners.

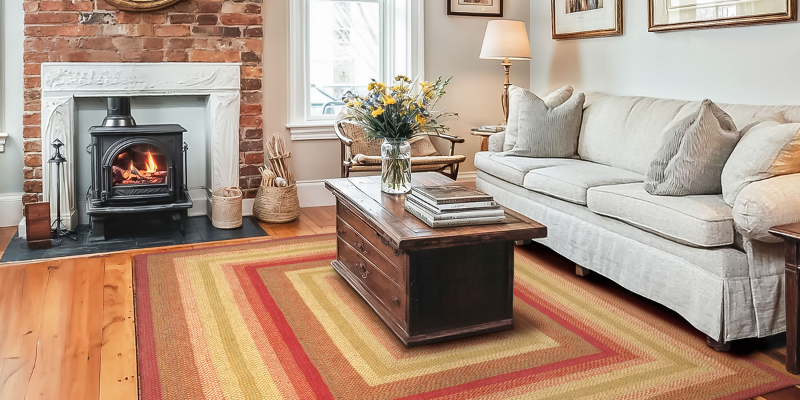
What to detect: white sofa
<box><xmin>476</xmin><ymin>92</ymin><xmax>800</xmax><ymax>344</ymax></box>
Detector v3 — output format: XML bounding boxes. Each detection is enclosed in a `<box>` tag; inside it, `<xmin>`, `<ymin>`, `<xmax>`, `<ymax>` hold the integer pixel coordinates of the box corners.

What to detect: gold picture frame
<box><xmin>552</xmin><ymin>0</ymin><xmax>624</xmax><ymax>40</ymax></box>
<box><xmin>105</xmin><ymin>0</ymin><xmax>183</xmax><ymax>12</ymax></box>
<box><xmin>648</xmin><ymin>0</ymin><xmax>797</xmax><ymax>32</ymax></box>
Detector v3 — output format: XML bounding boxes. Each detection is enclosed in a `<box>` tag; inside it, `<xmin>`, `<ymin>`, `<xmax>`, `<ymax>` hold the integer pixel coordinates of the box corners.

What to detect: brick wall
<box><xmin>22</xmin><ymin>0</ymin><xmax>265</xmax><ymax>203</ymax></box>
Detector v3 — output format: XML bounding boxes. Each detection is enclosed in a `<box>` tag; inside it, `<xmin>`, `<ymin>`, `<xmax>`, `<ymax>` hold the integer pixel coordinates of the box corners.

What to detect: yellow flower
<box><xmin>395</xmin><ymin>75</ymin><xmax>411</xmax><ymax>83</ymax></box>
<box><xmin>415</xmin><ymin>114</ymin><xmax>426</xmax><ymax>125</ymax></box>
<box><xmin>372</xmin><ymin>107</ymin><xmax>384</xmax><ymax>117</ymax></box>
<box><xmin>383</xmin><ymin>96</ymin><xmax>396</xmax><ymax>105</ymax></box>
<box><xmin>347</xmin><ymin>100</ymin><xmax>362</xmax><ymax>108</ymax></box>
<box><xmin>368</xmin><ymin>82</ymin><xmax>386</xmax><ymax>93</ymax></box>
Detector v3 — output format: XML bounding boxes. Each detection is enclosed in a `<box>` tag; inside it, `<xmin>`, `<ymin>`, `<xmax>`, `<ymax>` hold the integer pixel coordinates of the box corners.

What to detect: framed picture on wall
<box><xmin>552</xmin><ymin>0</ymin><xmax>623</xmax><ymax>39</ymax></box>
<box><xmin>648</xmin><ymin>0</ymin><xmax>797</xmax><ymax>32</ymax></box>
<box><xmin>447</xmin><ymin>0</ymin><xmax>503</xmax><ymax>17</ymax></box>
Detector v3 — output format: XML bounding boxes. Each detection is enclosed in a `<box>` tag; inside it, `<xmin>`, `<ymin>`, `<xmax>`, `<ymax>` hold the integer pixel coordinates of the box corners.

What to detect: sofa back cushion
<box><xmin>578</xmin><ymin>93</ymin><xmax>800</xmax><ymax>175</ymax></box>
<box><xmin>578</xmin><ymin>93</ymin><xmax>696</xmax><ymax>175</ymax></box>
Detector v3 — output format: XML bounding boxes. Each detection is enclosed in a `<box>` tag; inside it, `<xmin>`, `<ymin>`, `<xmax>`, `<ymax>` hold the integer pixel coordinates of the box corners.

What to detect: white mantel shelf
<box><xmin>39</xmin><ymin>62</ymin><xmax>242</xmax><ymax>230</ymax></box>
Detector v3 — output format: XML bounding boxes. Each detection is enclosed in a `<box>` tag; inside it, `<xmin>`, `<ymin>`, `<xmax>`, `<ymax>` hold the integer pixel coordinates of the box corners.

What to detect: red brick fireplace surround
<box><xmin>22</xmin><ymin>0</ymin><xmax>265</xmax><ymax>204</ymax></box>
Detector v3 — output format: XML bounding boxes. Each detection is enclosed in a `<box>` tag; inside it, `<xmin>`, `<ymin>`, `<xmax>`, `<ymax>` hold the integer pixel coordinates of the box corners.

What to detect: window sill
<box><xmin>286</xmin><ymin>122</ymin><xmax>338</xmax><ymax>141</ymax></box>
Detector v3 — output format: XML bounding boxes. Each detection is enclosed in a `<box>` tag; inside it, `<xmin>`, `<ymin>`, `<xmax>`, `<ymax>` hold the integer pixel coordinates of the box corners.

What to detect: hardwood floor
<box><xmin>0</xmin><ymin>205</ymin><xmax>797</xmax><ymax>400</ymax></box>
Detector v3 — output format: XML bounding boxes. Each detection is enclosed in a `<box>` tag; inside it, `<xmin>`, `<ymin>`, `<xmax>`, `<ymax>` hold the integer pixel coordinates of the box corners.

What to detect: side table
<box><xmin>769</xmin><ymin>223</ymin><xmax>800</xmax><ymax>374</ymax></box>
<box><xmin>471</xmin><ymin>129</ymin><xmax>496</xmax><ymax>152</ymax></box>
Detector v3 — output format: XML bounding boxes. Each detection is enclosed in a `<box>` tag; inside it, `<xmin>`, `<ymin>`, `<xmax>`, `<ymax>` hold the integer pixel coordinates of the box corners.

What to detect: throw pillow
<box><xmin>721</xmin><ymin>113</ymin><xmax>800</xmax><ymax>205</ymax></box>
<box><xmin>644</xmin><ymin>99</ymin><xmax>740</xmax><ymax>196</ymax></box>
<box><xmin>503</xmin><ymin>86</ymin><xmax>585</xmax><ymax>158</ymax></box>
<box><xmin>503</xmin><ymin>85</ymin><xmax>575</xmax><ymax>152</ymax></box>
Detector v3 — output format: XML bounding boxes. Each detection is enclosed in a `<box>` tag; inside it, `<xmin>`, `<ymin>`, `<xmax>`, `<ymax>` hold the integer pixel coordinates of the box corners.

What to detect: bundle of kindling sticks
<box><xmin>259</xmin><ymin>133</ymin><xmax>295</xmax><ymax>188</ymax></box>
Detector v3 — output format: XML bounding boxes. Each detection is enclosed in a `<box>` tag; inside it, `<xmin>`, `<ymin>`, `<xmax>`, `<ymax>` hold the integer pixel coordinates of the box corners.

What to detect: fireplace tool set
<box><xmin>49</xmin><ymin>138</ymin><xmax>77</xmax><ymax>244</ymax></box>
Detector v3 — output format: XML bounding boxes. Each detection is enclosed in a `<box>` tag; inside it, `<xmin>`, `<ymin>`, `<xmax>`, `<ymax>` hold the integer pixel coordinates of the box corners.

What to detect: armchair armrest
<box><xmin>434</xmin><ymin>133</ymin><xmax>466</xmax><ymax>144</ymax></box>
<box><xmin>733</xmin><ymin>173</ymin><xmax>800</xmax><ymax>243</ymax></box>
<box><xmin>334</xmin><ymin>121</ymin><xmax>354</xmax><ymax>147</ymax></box>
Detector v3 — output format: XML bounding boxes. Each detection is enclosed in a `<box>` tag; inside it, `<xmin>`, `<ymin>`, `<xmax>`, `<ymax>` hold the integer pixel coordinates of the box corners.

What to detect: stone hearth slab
<box><xmin>0</xmin><ymin>216</ymin><xmax>266</xmax><ymax>263</ymax></box>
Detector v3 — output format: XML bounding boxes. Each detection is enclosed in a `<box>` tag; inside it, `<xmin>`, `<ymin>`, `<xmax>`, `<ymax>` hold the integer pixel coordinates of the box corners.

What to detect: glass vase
<box><xmin>380</xmin><ymin>138</ymin><xmax>412</xmax><ymax>194</ymax></box>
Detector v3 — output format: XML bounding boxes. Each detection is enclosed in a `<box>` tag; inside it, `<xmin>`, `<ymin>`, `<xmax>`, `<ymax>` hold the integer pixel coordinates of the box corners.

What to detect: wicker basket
<box><xmin>253</xmin><ymin>184</ymin><xmax>301</xmax><ymax>223</ymax></box>
<box><xmin>211</xmin><ymin>187</ymin><xmax>243</xmax><ymax>229</ymax></box>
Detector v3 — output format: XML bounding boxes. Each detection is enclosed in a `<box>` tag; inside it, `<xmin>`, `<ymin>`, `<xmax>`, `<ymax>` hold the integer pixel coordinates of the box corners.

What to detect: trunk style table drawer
<box><xmin>336</xmin><ymin>217</ymin><xmax>405</xmax><ymax>288</ymax></box>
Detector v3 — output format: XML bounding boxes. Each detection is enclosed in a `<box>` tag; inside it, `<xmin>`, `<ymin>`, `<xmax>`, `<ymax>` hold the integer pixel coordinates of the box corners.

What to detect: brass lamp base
<box><xmin>501</xmin><ymin>58</ymin><xmax>512</xmax><ymax>125</ymax></box>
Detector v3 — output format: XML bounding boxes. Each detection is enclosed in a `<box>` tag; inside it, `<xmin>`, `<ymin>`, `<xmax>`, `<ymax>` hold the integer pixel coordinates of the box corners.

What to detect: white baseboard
<box><xmin>297</xmin><ymin>179</ymin><xmax>336</xmax><ymax>208</ymax></box>
<box><xmin>0</xmin><ymin>193</ymin><xmax>23</xmax><ymax>228</ymax></box>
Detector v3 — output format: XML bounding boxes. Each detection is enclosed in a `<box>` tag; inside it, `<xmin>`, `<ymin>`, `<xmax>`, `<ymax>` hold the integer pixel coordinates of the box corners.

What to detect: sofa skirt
<box><xmin>477</xmin><ymin>171</ymin><xmax>785</xmax><ymax>342</ymax></box>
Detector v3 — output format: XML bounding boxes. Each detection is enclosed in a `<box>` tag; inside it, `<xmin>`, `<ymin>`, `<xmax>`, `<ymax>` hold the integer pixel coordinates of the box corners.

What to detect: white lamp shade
<box><xmin>479</xmin><ymin>20</ymin><xmax>531</xmax><ymax>60</ymax></box>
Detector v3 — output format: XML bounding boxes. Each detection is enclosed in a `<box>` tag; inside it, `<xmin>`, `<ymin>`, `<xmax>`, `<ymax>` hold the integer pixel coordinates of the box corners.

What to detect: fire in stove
<box><xmin>111</xmin><ymin>146</ymin><xmax>168</xmax><ymax>185</ymax></box>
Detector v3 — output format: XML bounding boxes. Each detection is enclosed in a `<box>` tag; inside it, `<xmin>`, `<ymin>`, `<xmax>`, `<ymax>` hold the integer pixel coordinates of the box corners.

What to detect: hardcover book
<box><xmin>404</xmin><ymin>200</ymin><xmax>506</xmax><ymax>228</ymax></box>
<box><xmin>412</xmin><ymin>185</ymin><xmax>493</xmax><ymax>205</ymax></box>
<box><xmin>406</xmin><ymin>195</ymin><xmax>504</xmax><ymax>219</ymax></box>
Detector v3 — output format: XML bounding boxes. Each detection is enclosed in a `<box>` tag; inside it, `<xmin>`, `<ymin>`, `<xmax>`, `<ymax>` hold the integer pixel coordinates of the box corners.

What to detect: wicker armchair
<box><xmin>335</xmin><ymin>120</ymin><xmax>467</xmax><ymax>179</ymax></box>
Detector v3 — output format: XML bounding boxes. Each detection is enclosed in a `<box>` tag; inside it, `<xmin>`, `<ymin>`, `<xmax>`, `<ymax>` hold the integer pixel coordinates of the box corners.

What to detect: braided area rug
<box><xmin>134</xmin><ymin>234</ymin><xmax>797</xmax><ymax>399</ymax></box>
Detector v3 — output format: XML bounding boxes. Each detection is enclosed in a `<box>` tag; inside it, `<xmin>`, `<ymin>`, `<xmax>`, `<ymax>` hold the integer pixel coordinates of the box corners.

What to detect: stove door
<box><xmin>101</xmin><ymin>137</ymin><xmax>176</xmax><ymax>206</ymax></box>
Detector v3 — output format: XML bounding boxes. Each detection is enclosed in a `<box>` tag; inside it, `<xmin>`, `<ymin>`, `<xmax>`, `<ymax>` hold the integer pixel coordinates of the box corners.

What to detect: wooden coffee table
<box><xmin>324</xmin><ymin>172</ymin><xmax>547</xmax><ymax>347</ymax></box>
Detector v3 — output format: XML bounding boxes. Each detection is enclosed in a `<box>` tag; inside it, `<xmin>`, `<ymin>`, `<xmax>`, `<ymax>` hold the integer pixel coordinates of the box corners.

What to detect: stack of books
<box><xmin>404</xmin><ymin>185</ymin><xmax>506</xmax><ymax>228</ymax></box>
<box><xmin>471</xmin><ymin>125</ymin><xmax>506</xmax><ymax>133</ymax></box>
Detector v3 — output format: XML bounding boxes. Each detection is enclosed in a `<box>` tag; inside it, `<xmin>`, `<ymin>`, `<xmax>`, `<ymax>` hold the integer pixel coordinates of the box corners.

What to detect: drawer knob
<box><xmin>356</xmin><ymin>262</ymin><xmax>369</xmax><ymax>279</ymax></box>
<box><xmin>354</xmin><ymin>241</ymin><xmax>366</xmax><ymax>252</ymax></box>
<box><xmin>392</xmin><ymin>296</ymin><xmax>401</xmax><ymax>306</ymax></box>
<box><xmin>338</xmin><ymin>230</ymin><xmax>347</xmax><ymax>237</ymax></box>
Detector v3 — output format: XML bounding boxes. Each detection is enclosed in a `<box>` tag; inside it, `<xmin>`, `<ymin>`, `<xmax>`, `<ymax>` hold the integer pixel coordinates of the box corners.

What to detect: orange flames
<box><xmin>145</xmin><ymin>151</ymin><xmax>158</xmax><ymax>173</ymax></box>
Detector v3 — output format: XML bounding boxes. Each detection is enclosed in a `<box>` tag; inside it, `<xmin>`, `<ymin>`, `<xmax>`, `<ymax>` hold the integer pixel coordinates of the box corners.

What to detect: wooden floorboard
<box><xmin>0</xmin><ymin>226</ymin><xmax>17</xmax><ymax>260</ymax></box>
<box><xmin>0</xmin><ymin>205</ymin><xmax>797</xmax><ymax>399</ymax></box>
<box><xmin>99</xmin><ymin>254</ymin><xmax>137</xmax><ymax>400</ymax></box>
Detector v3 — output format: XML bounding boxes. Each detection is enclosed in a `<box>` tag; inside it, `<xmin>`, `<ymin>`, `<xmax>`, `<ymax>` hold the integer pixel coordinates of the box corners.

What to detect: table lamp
<box><xmin>479</xmin><ymin>20</ymin><xmax>532</xmax><ymax>125</ymax></box>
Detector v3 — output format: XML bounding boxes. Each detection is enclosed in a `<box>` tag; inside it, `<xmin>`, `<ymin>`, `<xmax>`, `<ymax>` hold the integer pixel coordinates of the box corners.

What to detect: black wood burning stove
<box><xmin>86</xmin><ymin>97</ymin><xmax>192</xmax><ymax>241</ymax></box>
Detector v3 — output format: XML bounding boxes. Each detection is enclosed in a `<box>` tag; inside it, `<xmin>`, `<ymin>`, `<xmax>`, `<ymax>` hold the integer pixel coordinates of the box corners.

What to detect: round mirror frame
<box><xmin>105</xmin><ymin>0</ymin><xmax>182</xmax><ymax>11</ymax></box>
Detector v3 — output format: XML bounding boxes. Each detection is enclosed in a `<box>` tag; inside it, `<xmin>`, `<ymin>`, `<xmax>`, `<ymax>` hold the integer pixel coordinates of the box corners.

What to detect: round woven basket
<box><xmin>253</xmin><ymin>184</ymin><xmax>300</xmax><ymax>223</ymax></box>
<box><xmin>211</xmin><ymin>187</ymin><xmax>243</xmax><ymax>229</ymax></box>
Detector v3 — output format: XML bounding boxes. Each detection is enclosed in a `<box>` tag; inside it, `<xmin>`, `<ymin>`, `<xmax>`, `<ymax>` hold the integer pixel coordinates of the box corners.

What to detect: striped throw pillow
<box><xmin>645</xmin><ymin>100</ymin><xmax>740</xmax><ymax>196</ymax></box>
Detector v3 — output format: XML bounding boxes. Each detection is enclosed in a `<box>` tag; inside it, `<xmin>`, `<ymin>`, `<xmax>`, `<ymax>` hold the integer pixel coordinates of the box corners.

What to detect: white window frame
<box><xmin>287</xmin><ymin>0</ymin><xmax>424</xmax><ymax>140</ymax></box>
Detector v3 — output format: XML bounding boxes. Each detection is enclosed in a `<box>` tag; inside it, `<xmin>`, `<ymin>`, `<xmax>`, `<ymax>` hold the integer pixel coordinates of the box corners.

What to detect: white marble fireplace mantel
<box><xmin>38</xmin><ymin>62</ymin><xmax>241</xmax><ymax>230</ymax></box>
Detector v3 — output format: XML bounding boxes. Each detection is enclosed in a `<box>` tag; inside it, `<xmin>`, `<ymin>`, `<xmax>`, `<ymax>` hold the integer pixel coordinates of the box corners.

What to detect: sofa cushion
<box><xmin>522</xmin><ymin>162</ymin><xmax>644</xmax><ymax>205</ymax></box>
<box><xmin>578</xmin><ymin>93</ymin><xmax>696</xmax><ymax>175</ymax></box>
<box><xmin>645</xmin><ymin>99</ymin><xmax>740</xmax><ymax>196</ymax></box>
<box><xmin>722</xmin><ymin>114</ymin><xmax>800</xmax><ymax>206</ymax></box>
<box><xmin>503</xmin><ymin>86</ymin><xmax>585</xmax><ymax>157</ymax></box>
<box><xmin>474</xmin><ymin>152</ymin><xmax>583</xmax><ymax>186</ymax></box>
<box><xmin>587</xmin><ymin>183</ymin><xmax>734</xmax><ymax>248</ymax></box>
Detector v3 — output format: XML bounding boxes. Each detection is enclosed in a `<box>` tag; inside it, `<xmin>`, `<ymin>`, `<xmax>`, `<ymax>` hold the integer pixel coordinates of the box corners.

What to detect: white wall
<box><xmin>425</xmin><ymin>1</ymin><xmax>530</xmax><ymax>171</ymax></box>
<box><xmin>0</xmin><ymin>0</ymin><xmax>24</xmax><ymax>227</ymax></box>
<box><xmin>530</xmin><ymin>1</ymin><xmax>800</xmax><ymax>105</ymax></box>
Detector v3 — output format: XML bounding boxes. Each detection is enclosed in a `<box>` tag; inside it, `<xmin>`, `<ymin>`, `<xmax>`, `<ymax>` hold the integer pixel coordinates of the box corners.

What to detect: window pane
<box><xmin>309</xmin><ymin>0</ymin><xmax>380</xmax><ymax>118</ymax></box>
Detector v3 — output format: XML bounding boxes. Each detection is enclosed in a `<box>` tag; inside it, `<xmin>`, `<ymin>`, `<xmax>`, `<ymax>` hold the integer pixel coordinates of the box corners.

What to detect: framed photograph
<box><xmin>552</xmin><ymin>0</ymin><xmax>623</xmax><ymax>39</ymax></box>
<box><xmin>447</xmin><ymin>0</ymin><xmax>503</xmax><ymax>17</ymax></box>
<box><xmin>648</xmin><ymin>0</ymin><xmax>797</xmax><ymax>32</ymax></box>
